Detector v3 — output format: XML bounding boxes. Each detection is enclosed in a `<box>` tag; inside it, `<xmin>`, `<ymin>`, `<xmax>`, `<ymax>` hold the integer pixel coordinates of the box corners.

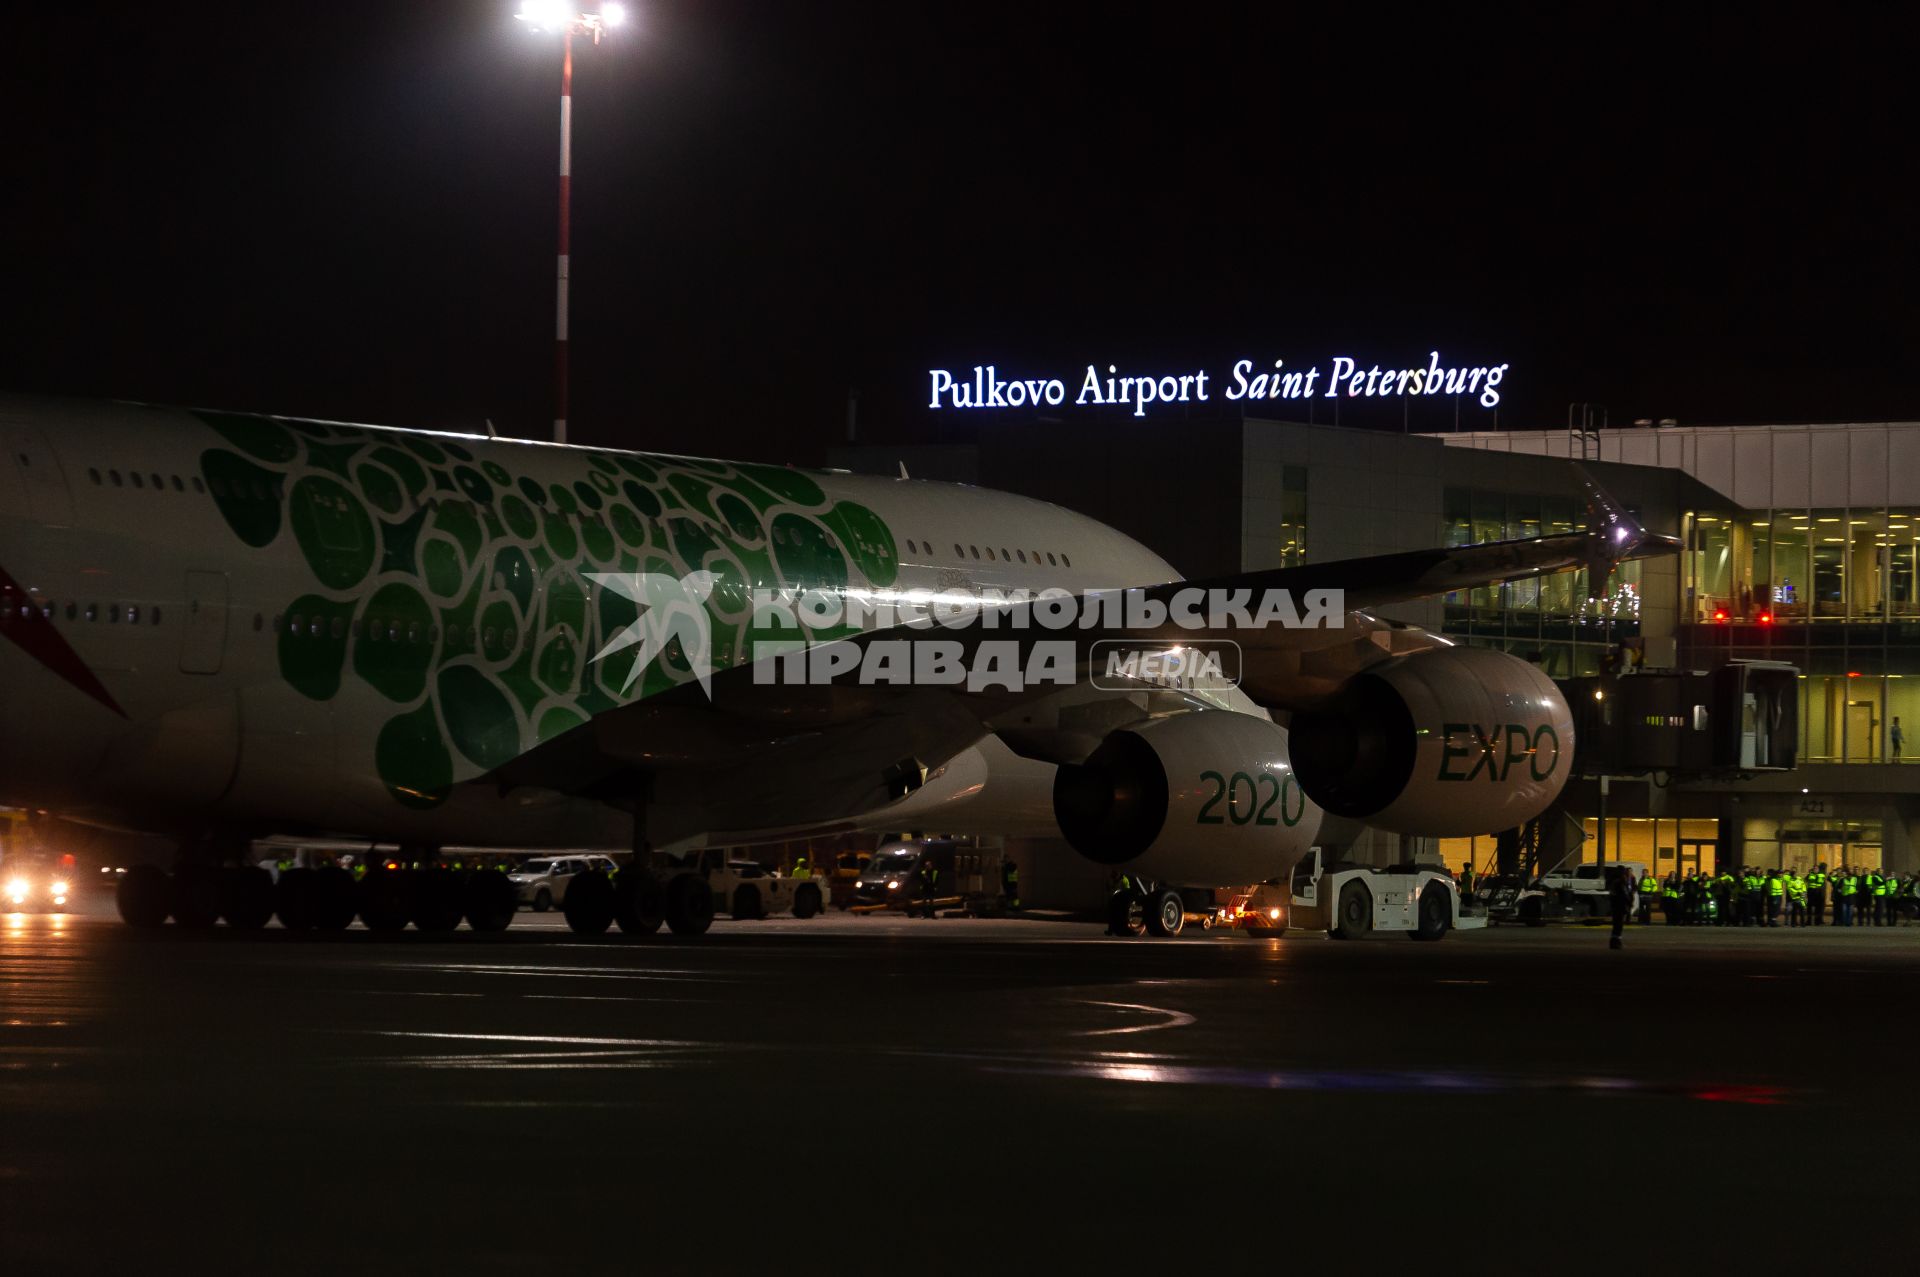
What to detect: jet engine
<box><xmin>1052</xmin><ymin>711</ymin><xmax>1322</xmax><ymax>885</ymax></box>
<box><xmin>1288</xmin><ymin>646</ymin><xmax>1572</xmax><ymax>836</ymax></box>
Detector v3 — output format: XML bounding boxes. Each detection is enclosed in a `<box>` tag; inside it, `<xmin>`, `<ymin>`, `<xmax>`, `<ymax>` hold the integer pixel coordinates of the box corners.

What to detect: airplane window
<box><xmin>1001</xmin><ymin>548</ymin><xmax>1010</xmax><ymax>561</ymax></box>
<box><xmin>1017</xmin><ymin>550</ymin><xmax>1027</xmax><ymax>563</ymax></box>
<box><xmin>130</xmin><ymin>473</ymin><xmax>144</xmax><ymax>489</ymax></box>
<box><xmin>88</xmin><ymin>468</ymin><xmax>101</xmax><ymax>485</ymax></box>
<box><xmin>484</xmin><ymin>626</ymin><xmax>497</xmax><ymax>645</ymax></box>
<box><xmin>252</xmin><ymin>614</ymin><xmax>264</xmax><ymax>632</ymax></box>
<box><xmin>66</xmin><ymin>603</ymin><xmax>77</xmax><ymax>621</ymax></box>
<box><xmin>329</xmin><ymin>617</ymin><xmax>344</xmax><ymax>639</ymax></box>
<box><xmin>407</xmin><ymin>622</ymin><xmax>422</xmax><ymax>644</ymax></box>
<box><xmin>985</xmin><ymin>547</ymin><xmax>996</xmax><ymax>561</ymax></box>
<box><xmin>107</xmin><ymin>603</ymin><xmax>119</xmax><ymax>623</ymax></box>
<box><xmin>953</xmin><ymin>543</ymin><xmax>963</xmax><ymax>557</ymax></box>
<box><xmin>109</xmin><ymin>470</ymin><xmax>122</xmax><ymax>487</ymax></box>
<box><xmin>1062</xmin><ymin>554</ymin><xmax>1072</xmax><ymax>567</ymax></box>
<box><xmin>271</xmin><ymin>613</ymin><xmax>282</xmax><ymax>630</ymax></box>
<box><xmin>151</xmin><ymin>473</ymin><xmax>163</xmax><ymax>489</ymax></box>
<box><xmin>904</xmin><ymin>539</ymin><xmax>915</xmax><ymax>554</ymax></box>
<box><xmin>171</xmin><ymin>476</ymin><xmax>184</xmax><ymax>492</ymax></box>
<box><xmin>309</xmin><ymin>617</ymin><xmax>324</xmax><ymax>638</ymax></box>
<box><xmin>291</xmin><ymin>613</ymin><xmax>305</xmax><ymax>634</ymax></box>
<box><xmin>152</xmin><ymin>607</ymin><xmax>162</xmax><ymax>626</ymax></box>
<box><xmin>969</xmin><ymin>545</ymin><xmax>980</xmax><ymax>560</ymax></box>
<box><xmin>192</xmin><ymin>478</ymin><xmax>206</xmax><ymax>494</ymax></box>
<box><xmin>128</xmin><ymin>606</ymin><xmax>140</xmax><ymax>624</ymax></box>
<box><xmin>1046</xmin><ymin>553</ymin><xmax>1057</xmax><ymax>566</ymax></box>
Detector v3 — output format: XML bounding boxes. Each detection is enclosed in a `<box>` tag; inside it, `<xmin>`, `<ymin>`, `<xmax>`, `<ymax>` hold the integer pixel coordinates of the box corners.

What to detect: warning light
<box><xmin>1758</xmin><ymin>612</ymin><xmax>1773</xmax><ymax>625</ymax></box>
<box><xmin>1847</xmin><ymin>671</ymin><xmax>1862</xmax><ymax>679</ymax></box>
<box><xmin>1713</xmin><ymin>609</ymin><xmax>1728</xmax><ymax>623</ymax></box>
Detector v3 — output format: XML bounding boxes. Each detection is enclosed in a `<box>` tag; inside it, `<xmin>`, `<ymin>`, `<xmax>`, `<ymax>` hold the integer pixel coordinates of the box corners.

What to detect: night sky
<box><xmin>4</xmin><ymin>3</ymin><xmax>1916</xmax><ymax>463</ymax></box>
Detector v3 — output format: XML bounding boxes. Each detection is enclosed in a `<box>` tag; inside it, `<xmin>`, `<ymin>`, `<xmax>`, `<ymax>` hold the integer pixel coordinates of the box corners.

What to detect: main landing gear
<box><xmin>558</xmin><ymin>869</ymin><xmax>711</xmax><ymax>938</ymax></box>
<box><xmin>116</xmin><ymin>863</ymin><xmax>518</xmax><ymax>935</ymax></box>
<box><xmin>1106</xmin><ymin>878</ymin><xmax>1209</xmax><ymax>939</ymax></box>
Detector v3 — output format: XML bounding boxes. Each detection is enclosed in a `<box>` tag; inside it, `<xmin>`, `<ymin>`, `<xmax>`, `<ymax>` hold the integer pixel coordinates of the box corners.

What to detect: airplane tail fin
<box><xmin>1575</xmin><ymin>463</ymin><xmax>1680</xmax><ymax>599</ymax></box>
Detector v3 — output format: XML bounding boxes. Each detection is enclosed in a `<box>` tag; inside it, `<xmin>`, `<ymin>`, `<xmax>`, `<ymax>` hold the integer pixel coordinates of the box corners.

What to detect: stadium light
<box><xmin>514</xmin><ymin>2</ymin><xmax>628</xmax><ymax>443</ymax></box>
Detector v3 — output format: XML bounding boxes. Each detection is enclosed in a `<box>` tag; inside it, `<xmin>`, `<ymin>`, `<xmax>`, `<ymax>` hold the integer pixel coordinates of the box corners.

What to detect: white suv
<box><xmin>509</xmin><ymin>855</ymin><xmax>619</xmax><ymax>911</ymax></box>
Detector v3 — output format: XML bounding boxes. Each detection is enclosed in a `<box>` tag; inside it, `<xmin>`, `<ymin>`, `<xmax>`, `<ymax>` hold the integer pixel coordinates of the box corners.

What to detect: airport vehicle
<box><xmin>508</xmin><ymin>854</ymin><xmax>618</xmax><ymax>910</ymax></box>
<box><xmin>852</xmin><ymin>839</ymin><xmax>953</xmax><ymax>906</ymax></box>
<box><xmin>1284</xmin><ymin>847</ymin><xmax>1484</xmax><ymax>941</ymax></box>
<box><xmin>0</xmin><ymin>397</ymin><xmax>1680</xmax><ymax>937</ymax></box>
<box><xmin>4</xmin><ymin>857</ymin><xmax>74</xmax><ymax>913</ymax></box>
<box><xmin>700</xmin><ymin>854</ymin><xmax>825</xmax><ymax>920</ymax></box>
<box><xmin>1487</xmin><ymin>860</ymin><xmax>1647</xmax><ymax>925</ymax></box>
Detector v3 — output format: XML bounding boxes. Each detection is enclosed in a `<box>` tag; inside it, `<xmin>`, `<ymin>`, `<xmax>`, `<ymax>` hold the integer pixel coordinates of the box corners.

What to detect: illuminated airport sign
<box><xmin>928</xmin><ymin>351</ymin><xmax>1510</xmax><ymax>416</ymax></box>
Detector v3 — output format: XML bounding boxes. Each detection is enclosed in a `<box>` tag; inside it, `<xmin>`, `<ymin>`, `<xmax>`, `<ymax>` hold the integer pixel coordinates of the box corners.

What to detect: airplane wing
<box><xmin>492</xmin><ymin>465</ymin><xmax>1677</xmax><ymax>813</ymax></box>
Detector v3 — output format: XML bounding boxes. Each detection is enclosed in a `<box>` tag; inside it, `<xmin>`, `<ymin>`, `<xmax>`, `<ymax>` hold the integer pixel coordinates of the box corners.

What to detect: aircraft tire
<box><xmin>117</xmin><ymin>864</ymin><xmax>171</xmax><ymax>928</ymax></box>
<box><xmin>463</xmin><ymin>871</ymin><xmax>517</xmax><ymax>933</ymax></box>
<box><xmin>310</xmin><ymin>867</ymin><xmax>358</xmax><ymax>931</ymax></box>
<box><xmin>1330</xmin><ymin>880</ymin><xmax>1372</xmax><ymax>940</ymax></box>
<box><xmin>171</xmin><ymin>867</ymin><xmax>222</xmax><ymax>929</ymax></box>
<box><xmin>664</xmin><ymin>873</ymin><xmax>714</xmax><ymax>937</ymax></box>
<box><xmin>1145</xmin><ymin>888</ymin><xmax>1185</xmax><ymax>937</ymax></box>
<box><xmin>359</xmin><ymin>869</ymin><xmax>413</xmax><ymax>933</ymax></box>
<box><xmin>731</xmin><ymin>884</ymin><xmax>762</xmax><ymax>921</ymax></box>
<box><xmin>613</xmin><ymin>874</ymin><xmax>663</xmax><ymax>935</ymax></box>
<box><xmin>793</xmin><ymin>885</ymin><xmax>821</xmax><ymax>919</ymax></box>
<box><xmin>274</xmin><ymin>868</ymin><xmax>316</xmax><ymax>931</ymax></box>
<box><xmin>563</xmin><ymin>870</ymin><xmax>615</xmax><ymax>935</ymax></box>
<box><xmin>412</xmin><ymin>870</ymin><xmax>465</xmax><ymax>933</ymax></box>
<box><xmin>218</xmin><ymin>867</ymin><xmax>276</xmax><ymax>930</ymax></box>
<box><xmin>1409</xmin><ymin>883</ymin><xmax>1449</xmax><ymax>941</ymax></box>
<box><xmin>1106</xmin><ymin>890</ymin><xmax>1146</xmax><ymax>937</ymax></box>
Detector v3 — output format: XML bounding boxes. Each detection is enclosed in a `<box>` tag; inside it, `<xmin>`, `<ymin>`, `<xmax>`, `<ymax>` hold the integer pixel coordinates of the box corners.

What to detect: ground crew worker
<box><xmin>1607</xmin><ymin>865</ymin><xmax>1633</xmax><ymax>950</ymax></box>
<box><xmin>1766</xmin><ymin>869</ymin><xmax>1785</xmax><ymax>927</ymax></box>
<box><xmin>793</xmin><ymin>855</ymin><xmax>810</xmax><ymax>879</ymax></box>
<box><xmin>1807</xmin><ymin>864</ymin><xmax>1827</xmax><ymax>925</ymax></box>
<box><xmin>1105</xmin><ymin>872</ymin><xmax>1134</xmax><ymax>936</ymax></box>
<box><xmin>1661</xmin><ymin>873</ymin><xmax>1681</xmax><ymax>925</ymax></box>
<box><xmin>1459</xmin><ymin>863</ymin><xmax>1476</xmax><ymax>903</ymax></box>
<box><xmin>1865</xmin><ymin>868</ymin><xmax>1886</xmax><ymax>927</ymax></box>
<box><xmin>1713</xmin><ymin>870</ymin><xmax>1735</xmax><ymax>927</ymax></box>
<box><xmin>916</xmin><ymin>856</ymin><xmax>939</xmax><ymax>918</ymax></box>
<box><xmin>1637</xmin><ymin>869</ymin><xmax>1659</xmax><ymax>924</ymax></box>
<box><xmin>1836</xmin><ymin>869</ymin><xmax>1857</xmax><ymax>926</ymax></box>
<box><xmin>1785</xmin><ymin>869</ymin><xmax>1806</xmax><ymax>927</ymax></box>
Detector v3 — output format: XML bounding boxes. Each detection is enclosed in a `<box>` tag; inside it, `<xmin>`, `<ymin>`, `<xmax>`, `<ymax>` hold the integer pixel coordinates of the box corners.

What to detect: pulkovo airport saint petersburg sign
<box><xmin>928</xmin><ymin>352</ymin><xmax>1509</xmax><ymax>417</ymax></box>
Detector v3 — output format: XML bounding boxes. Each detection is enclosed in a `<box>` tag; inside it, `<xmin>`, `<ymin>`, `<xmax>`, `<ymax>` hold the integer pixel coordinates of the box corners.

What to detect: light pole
<box><xmin>516</xmin><ymin>1</ymin><xmax>626</xmax><ymax>444</ymax></box>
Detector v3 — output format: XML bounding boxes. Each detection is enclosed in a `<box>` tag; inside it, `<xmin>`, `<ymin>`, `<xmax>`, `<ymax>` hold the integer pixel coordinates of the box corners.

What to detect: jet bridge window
<box><xmin>88</xmin><ymin>468</ymin><xmax>101</xmax><ymax>485</ymax></box>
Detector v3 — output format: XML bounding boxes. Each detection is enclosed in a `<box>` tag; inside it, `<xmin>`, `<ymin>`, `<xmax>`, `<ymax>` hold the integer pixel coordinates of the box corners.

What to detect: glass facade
<box><xmin>1441</xmin><ymin>486</ymin><xmax>1640</xmax><ymax>678</ymax></box>
<box><xmin>1278</xmin><ymin>465</ymin><xmax>1307</xmax><ymax>568</ymax></box>
<box><xmin>1680</xmin><ymin>505</ymin><xmax>1920</xmax><ymax>763</ymax></box>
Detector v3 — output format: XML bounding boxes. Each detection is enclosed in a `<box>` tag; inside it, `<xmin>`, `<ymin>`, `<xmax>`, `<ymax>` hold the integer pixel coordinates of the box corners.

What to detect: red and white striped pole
<box><xmin>553</xmin><ymin>27</ymin><xmax>573</xmax><ymax>444</ymax></box>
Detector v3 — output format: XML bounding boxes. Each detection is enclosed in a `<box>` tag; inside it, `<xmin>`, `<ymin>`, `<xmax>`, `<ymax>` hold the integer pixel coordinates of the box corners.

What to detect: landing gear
<box><xmin>1146</xmin><ymin>888</ymin><xmax>1186</xmax><ymax>937</ymax></box>
<box><xmin>463</xmin><ymin>871</ymin><xmax>518</xmax><ymax>933</ymax></box>
<box><xmin>309</xmin><ymin>866</ymin><xmax>358</xmax><ymax>931</ymax></box>
<box><xmin>171</xmin><ymin>867</ymin><xmax>222</xmax><ymax>929</ymax></box>
<box><xmin>614</xmin><ymin>873</ymin><xmax>664</xmax><ymax>935</ymax></box>
<box><xmin>116</xmin><ymin>865</ymin><xmax>171</xmax><ymax>928</ymax></box>
<box><xmin>411</xmin><ymin>870</ymin><xmax>465</xmax><ymax>933</ymax></box>
<box><xmin>218</xmin><ymin>867</ymin><xmax>276</xmax><ymax>930</ymax></box>
<box><xmin>1105</xmin><ymin>888</ymin><xmax>1146</xmax><ymax>937</ymax></box>
<box><xmin>358</xmin><ymin>867</ymin><xmax>412</xmax><ymax>933</ymax></box>
<box><xmin>563</xmin><ymin>870</ymin><xmax>616</xmax><ymax>935</ymax></box>
<box><xmin>664</xmin><ymin>872</ymin><xmax>714</xmax><ymax>936</ymax></box>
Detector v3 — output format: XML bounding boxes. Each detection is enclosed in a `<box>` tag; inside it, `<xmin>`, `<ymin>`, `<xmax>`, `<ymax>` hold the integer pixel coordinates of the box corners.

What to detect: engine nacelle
<box><xmin>1052</xmin><ymin>711</ymin><xmax>1322</xmax><ymax>885</ymax></box>
<box><xmin>1289</xmin><ymin>646</ymin><xmax>1572</xmax><ymax>836</ymax></box>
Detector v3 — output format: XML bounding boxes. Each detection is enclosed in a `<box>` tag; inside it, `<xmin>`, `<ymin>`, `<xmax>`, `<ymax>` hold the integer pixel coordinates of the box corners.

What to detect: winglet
<box><xmin>1574</xmin><ymin>463</ymin><xmax>1680</xmax><ymax>598</ymax></box>
<box><xmin>898</xmin><ymin>461</ymin><xmax>911</xmax><ymax>480</ymax></box>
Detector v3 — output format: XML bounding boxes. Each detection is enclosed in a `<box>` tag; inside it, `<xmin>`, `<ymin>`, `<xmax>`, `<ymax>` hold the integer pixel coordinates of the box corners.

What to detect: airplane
<box><xmin>0</xmin><ymin>395</ymin><xmax>1676</xmax><ymax>937</ymax></box>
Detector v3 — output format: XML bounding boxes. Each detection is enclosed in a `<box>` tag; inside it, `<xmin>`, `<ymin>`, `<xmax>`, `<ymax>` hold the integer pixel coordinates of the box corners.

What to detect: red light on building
<box><xmin>1847</xmin><ymin>671</ymin><xmax>1862</xmax><ymax>679</ymax></box>
<box><xmin>1758</xmin><ymin>612</ymin><xmax>1774</xmax><ymax>625</ymax></box>
<box><xmin>1713</xmin><ymin>609</ymin><xmax>1728</xmax><ymax>623</ymax></box>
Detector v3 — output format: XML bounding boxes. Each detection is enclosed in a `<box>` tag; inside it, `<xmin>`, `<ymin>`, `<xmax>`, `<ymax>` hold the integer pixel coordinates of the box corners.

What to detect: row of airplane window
<box><xmin>280</xmin><ymin>612</ymin><xmax>525</xmax><ymax>650</ymax></box>
<box><xmin>901</xmin><ymin>538</ymin><xmax>1072</xmax><ymax>569</ymax></box>
<box><xmin>87</xmin><ymin>467</ymin><xmax>206</xmax><ymax>495</ymax></box>
<box><xmin>3</xmin><ymin>600</ymin><xmax>162</xmax><ymax>626</ymax></box>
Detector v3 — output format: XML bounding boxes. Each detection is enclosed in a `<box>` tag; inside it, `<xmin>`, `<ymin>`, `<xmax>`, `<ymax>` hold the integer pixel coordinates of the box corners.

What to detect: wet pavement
<box><xmin>4</xmin><ymin>896</ymin><xmax>1917</xmax><ymax>1274</ymax></box>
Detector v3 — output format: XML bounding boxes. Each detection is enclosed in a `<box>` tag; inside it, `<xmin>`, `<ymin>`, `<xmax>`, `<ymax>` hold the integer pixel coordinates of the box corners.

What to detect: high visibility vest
<box><xmin>1639</xmin><ymin>875</ymin><xmax>1658</xmax><ymax>895</ymax></box>
<box><xmin>1807</xmin><ymin>872</ymin><xmax>1826</xmax><ymax>889</ymax></box>
<box><xmin>1870</xmin><ymin>875</ymin><xmax>1887</xmax><ymax>896</ymax></box>
<box><xmin>1768</xmin><ymin>877</ymin><xmax>1784</xmax><ymax>897</ymax></box>
<box><xmin>1840</xmin><ymin>876</ymin><xmax>1857</xmax><ymax>896</ymax></box>
<box><xmin>1663</xmin><ymin>883</ymin><xmax>1680</xmax><ymax>900</ymax></box>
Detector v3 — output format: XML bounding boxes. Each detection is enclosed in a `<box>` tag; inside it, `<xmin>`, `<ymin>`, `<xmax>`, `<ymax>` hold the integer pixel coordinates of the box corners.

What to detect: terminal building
<box><xmin>836</xmin><ymin>413</ymin><xmax>1920</xmax><ymax>882</ymax></box>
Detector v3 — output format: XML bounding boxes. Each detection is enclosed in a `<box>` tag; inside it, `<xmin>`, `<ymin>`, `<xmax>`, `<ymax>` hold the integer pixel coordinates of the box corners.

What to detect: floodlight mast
<box><xmin>515</xmin><ymin>2</ymin><xmax>626</xmax><ymax>443</ymax></box>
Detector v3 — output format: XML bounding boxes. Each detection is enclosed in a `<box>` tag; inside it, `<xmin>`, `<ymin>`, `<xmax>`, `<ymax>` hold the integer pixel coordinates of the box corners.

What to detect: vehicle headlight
<box><xmin>887</xmin><ymin>881</ymin><xmax>899</xmax><ymax>890</ymax></box>
<box><xmin>6</xmin><ymin>877</ymin><xmax>28</xmax><ymax>901</ymax></box>
<box><xmin>1268</xmin><ymin>907</ymin><xmax>1282</xmax><ymax>920</ymax></box>
<box><xmin>52</xmin><ymin>881</ymin><xmax>69</xmax><ymax>896</ymax></box>
<box><xmin>855</xmin><ymin>880</ymin><xmax>865</xmax><ymax>889</ymax></box>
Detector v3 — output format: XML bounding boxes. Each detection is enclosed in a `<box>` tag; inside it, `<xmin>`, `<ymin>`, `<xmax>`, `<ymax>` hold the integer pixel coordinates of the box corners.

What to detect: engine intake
<box><xmin>1053</xmin><ymin>711</ymin><xmax>1321</xmax><ymax>885</ymax></box>
<box><xmin>1289</xmin><ymin>646</ymin><xmax>1572</xmax><ymax>836</ymax></box>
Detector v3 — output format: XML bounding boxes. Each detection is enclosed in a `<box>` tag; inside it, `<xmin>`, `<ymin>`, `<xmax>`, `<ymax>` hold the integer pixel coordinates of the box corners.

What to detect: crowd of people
<box><xmin>1634</xmin><ymin>863</ymin><xmax>1918</xmax><ymax>927</ymax></box>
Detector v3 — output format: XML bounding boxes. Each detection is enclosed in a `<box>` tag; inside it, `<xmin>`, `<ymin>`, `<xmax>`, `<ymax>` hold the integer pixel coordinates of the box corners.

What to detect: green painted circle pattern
<box><xmin>192</xmin><ymin>411</ymin><xmax>899</xmax><ymax>810</ymax></box>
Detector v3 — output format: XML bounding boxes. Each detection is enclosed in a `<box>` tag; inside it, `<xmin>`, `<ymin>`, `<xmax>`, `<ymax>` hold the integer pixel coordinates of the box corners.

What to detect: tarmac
<box><xmin>4</xmin><ymin>894</ymin><xmax>1917</xmax><ymax>1275</ymax></box>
